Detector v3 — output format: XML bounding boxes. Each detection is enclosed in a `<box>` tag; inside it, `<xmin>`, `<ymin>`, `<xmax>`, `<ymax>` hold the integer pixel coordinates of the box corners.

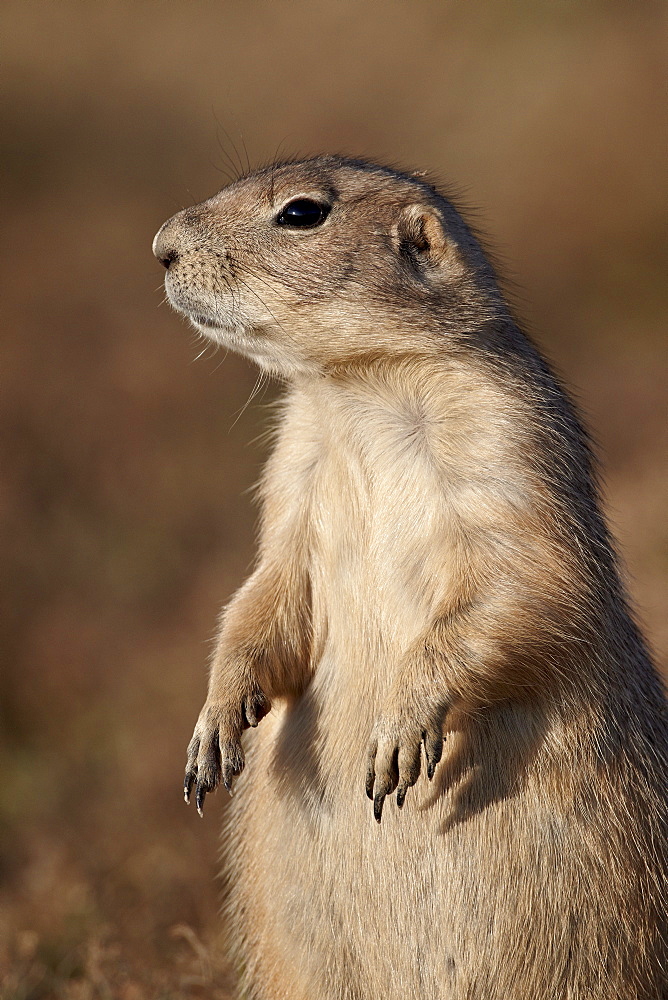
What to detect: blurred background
<box><xmin>1</xmin><ymin>1</ymin><xmax>666</xmax><ymax>997</ymax></box>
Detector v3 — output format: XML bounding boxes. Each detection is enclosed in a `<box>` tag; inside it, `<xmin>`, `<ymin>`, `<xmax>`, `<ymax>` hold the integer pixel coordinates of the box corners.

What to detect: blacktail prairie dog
<box><xmin>153</xmin><ymin>156</ymin><xmax>668</xmax><ymax>1000</ymax></box>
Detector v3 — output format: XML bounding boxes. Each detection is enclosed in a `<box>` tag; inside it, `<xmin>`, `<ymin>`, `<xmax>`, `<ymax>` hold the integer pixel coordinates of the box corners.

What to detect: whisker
<box><xmin>273</xmin><ymin>136</ymin><xmax>292</xmax><ymax>170</ymax></box>
<box><xmin>229</xmin><ymin>370</ymin><xmax>269</xmax><ymax>430</ymax></box>
<box><xmin>210</xmin><ymin>345</ymin><xmax>231</xmax><ymax>375</ymax></box>
<box><xmin>234</xmin><ymin>274</ymin><xmax>291</xmax><ymax>340</ymax></box>
<box><xmin>191</xmin><ymin>342</ymin><xmax>216</xmax><ymax>364</ymax></box>
<box><xmin>209</xmin><ymin>155</ymin><xmax>236</xmax><ymax>186</ymax></box>
<box><xmin>228</xmin><ymin>257</ymin><xmax>292</xmax><ymax>305</ymax></box>
<box><xmin>214</xmin><ymin>114</ymin><xmax>246</xmax><ymax>179</ymax></box>
<box><xmin>211</xmin><ymin>108</ymin><xmax>242</xmax><ymax>182</ymax></box>
<box><xmin>229</xmin><ymin>249</ymin><xmax>375</xmax><ymax>322</ymax></box>
<box><xmin>228</xmin><ymin>109</ymin><xmax>252</xmax><ymax>175</ymax></box>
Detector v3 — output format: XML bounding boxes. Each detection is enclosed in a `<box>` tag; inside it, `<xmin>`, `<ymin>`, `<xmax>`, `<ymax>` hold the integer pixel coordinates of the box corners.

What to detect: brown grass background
<box><xmin>1</xmin><ymin>2</ymin><xmax>666</xmax><ymax>997</ymax></box>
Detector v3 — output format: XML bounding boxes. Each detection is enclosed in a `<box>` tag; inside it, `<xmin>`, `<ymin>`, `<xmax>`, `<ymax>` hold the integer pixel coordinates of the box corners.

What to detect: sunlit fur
<box><xmin>154</xmin><ymin>156</ymin><xmax>668</xmax><ymax>1000</ymax></box>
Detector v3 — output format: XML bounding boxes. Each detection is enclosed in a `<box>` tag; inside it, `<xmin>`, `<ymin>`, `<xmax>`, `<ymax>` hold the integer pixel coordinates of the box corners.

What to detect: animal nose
<box><xmin>152</xmin><ymin>219</ymin><xmax>182</xmax><ymax>270</ymax></box>
<box><xmin>157</xmin><ymin>249</ymin><xmax>177</xmax><ymax>270</ymax></box>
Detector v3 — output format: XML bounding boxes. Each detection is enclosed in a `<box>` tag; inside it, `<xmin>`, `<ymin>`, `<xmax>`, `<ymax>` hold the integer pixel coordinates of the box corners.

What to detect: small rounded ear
<box><xmin>392</xmin><ymin>204</ymin><xmax>462</xmax><ymax>274</ymax></box>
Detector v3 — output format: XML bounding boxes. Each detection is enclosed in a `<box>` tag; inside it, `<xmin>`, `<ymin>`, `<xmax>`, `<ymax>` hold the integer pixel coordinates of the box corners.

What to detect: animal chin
<box><xmin>191</xmin><ymin>313</ymin><xmax>258</xmax><ymax>353</ymax></box>
<box><xmin>178</xmin><ymin>301</ymin><xmax>234</xmax><ymax>335</ymax></box>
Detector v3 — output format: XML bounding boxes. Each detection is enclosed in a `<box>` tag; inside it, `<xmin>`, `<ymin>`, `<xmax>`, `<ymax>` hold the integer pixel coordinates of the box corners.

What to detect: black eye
<box><xmin>276</xmin><ymin>199</ymin><xmax>330</xmax><ymax>229</ymax></box>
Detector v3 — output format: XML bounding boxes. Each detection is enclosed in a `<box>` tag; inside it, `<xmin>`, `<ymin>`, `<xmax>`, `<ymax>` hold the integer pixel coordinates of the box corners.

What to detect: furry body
<box><xmin>154</xmin><ymin>157</ymin><xmax>668</xmax><ymax>999</ymax></box>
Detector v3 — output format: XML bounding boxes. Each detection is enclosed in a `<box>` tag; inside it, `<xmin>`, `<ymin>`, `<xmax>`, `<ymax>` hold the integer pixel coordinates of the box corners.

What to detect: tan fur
<box><xmin>153</xmin><ymin>157</ymin><xmax>668</xmax><ymax>999</ymax></box>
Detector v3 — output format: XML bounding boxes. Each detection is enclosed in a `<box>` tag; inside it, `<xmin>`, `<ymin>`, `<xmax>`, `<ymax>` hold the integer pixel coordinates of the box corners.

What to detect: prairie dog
<box><xmin>153</xmin><ymin>157</ymin><xmax>668</xmax><ymax>1000</ymax></box>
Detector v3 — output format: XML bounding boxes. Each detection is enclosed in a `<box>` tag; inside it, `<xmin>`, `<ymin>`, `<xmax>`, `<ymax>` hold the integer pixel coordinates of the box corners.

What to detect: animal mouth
<box><xmin>163</xmin><ymin>282</ymin><xmax>225</xmax><ymax>331</ymax></box>
<box><xmin>192</xmin><ymin>313</ymin><xmax>223</xmax><ymax>329</ymax></box>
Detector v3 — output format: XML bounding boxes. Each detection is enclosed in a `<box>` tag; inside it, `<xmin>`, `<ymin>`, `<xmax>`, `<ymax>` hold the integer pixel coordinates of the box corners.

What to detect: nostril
<box><xmin>153</xmin><ymin>219</ymin><xmax>185</xmax><ymax>268</ymax></box>
<box><xmin>159</xmin><ymin>250</ymin><xmax>177</xmax><ymax>270</ymax></box>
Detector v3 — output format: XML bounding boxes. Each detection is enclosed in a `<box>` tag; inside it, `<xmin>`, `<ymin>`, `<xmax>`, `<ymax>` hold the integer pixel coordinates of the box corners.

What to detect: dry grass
<box><xmin>1</xmin><ymin>2</ymin><xmax>666</xmax><ymax>996</ymax></box>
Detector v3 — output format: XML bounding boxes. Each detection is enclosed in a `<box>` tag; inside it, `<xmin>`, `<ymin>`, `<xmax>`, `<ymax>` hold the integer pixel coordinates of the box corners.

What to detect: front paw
<box><xmin>184</xmin><ymin>684</ymin><xmax>270</xmax><ymax>816</ymax></box>
<box><xmin>365</xmin><ymin>708</ymin><xmax>444</xmax><ymax>822</ymax></box>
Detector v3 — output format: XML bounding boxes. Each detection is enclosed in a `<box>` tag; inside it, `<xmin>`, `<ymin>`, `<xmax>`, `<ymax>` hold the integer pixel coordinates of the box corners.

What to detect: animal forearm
<box><xmin>366</xmin><ymin>574</ymin><xmax>581</xmax><ymax>820</ymax></box>
<box><xmin>208</xmin><ymin>560</ymin><xmax>312</xmax><ymax>702</ymax></box>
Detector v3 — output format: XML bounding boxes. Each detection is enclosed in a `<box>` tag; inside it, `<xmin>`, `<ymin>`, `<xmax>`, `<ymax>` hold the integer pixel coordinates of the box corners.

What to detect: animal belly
<box><xmin>225</xmin><ymin>716</ymin><xmax>457</xmax><ymax>999</ymax></box>
<box><xmin>222</xmin><ymin>679</ymin><xmax>646</xmax><ymax>1000</ymax></box>
<box><xmin>223</xmin><ymin>693</ymin><xmax>547</xmax><ymax>1000</ymax></box>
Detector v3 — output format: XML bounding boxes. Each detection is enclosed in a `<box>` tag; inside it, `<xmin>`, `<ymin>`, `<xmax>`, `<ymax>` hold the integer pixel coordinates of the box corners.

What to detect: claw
<box><xmin>196</xmin><ymin>784</ymin><xmax>207</xmax><ymax>817</ymax></box>
<box><xmin>373</xmin><ymin>793</ymin><xmax>385</xmax><ymax>823</ymax></box>
<box><xmin>396</xmin><ymin>786</ymin><xmax>407</xmax><ymax>809</ymax></box>
<box><xmin>243</xmin><ymin>692</ymin><xmax>270</xmax><ymax>729</ymax></box>
<box><xmin>424</xmin><ymin>730</ymin><xmax>444</xmax><ymax>780</ymax></box>
<box><xmin>244</xmin><ymin>701</ymin><xmax>258</xmax><ymax>728</ymax></box>
<box><xmin>220</xmin><ymin>739</ymin><xmax>245</xmax><ymax>796</ymax></box>
<box><xmin>184</xmin><ymin>772</ymin><xmax>195</xmax><ymax>804</ymax></box>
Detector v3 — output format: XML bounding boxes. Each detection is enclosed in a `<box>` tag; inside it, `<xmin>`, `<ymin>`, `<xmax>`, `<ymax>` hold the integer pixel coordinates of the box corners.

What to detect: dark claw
<box><xmin>424</xmin><ymin>731</ymin><xmax>444</xmax><ymax>780</ymax></box>
<box><xmin>396</xmin><ymin>786</ymin><xmax>407</xmax><ymax>809</ymax></box>
<box><xmin>185</xmin><ymin>735</ymin><xmax>200</xmax><ymax>804</ymax></box>
<box><xmin>221</xmin><ymin>742</ymin><xmax>244</xmax><ymax>795</ymax></box>
<box><xmin>242</xmin><ymin>692</ymin><xmax>270</xmax><ymax>730</ymax></box>
<box><xmin>365</xmin><ymin>738</ymin><xmax>377</xmax><ymax>799</ymax></box>
<box><xmin>374</xmin><ymin>793</ymin><xmax>385</xmax><ymax>823</ymax></box>
<box><xmin>244</xmin><ymin>700</ymin><xmax>258</xmax><ymax>728</ymax></box>
<box><xmin>184</xmin><ymin>771</ymin><xmax>196</xmax><ymax>804</ymax></box>
<box><xmin>196</xmin><ymin>783</ymin><xmax>207</xmax><ymax>817</ymax></box>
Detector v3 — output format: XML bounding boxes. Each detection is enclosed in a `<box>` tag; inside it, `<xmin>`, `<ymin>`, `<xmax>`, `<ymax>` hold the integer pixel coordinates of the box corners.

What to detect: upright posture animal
<box><xmin>153</xmin><ymin>156</ymin><xmax>668</xmax><ymax>1000</ymax></box>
